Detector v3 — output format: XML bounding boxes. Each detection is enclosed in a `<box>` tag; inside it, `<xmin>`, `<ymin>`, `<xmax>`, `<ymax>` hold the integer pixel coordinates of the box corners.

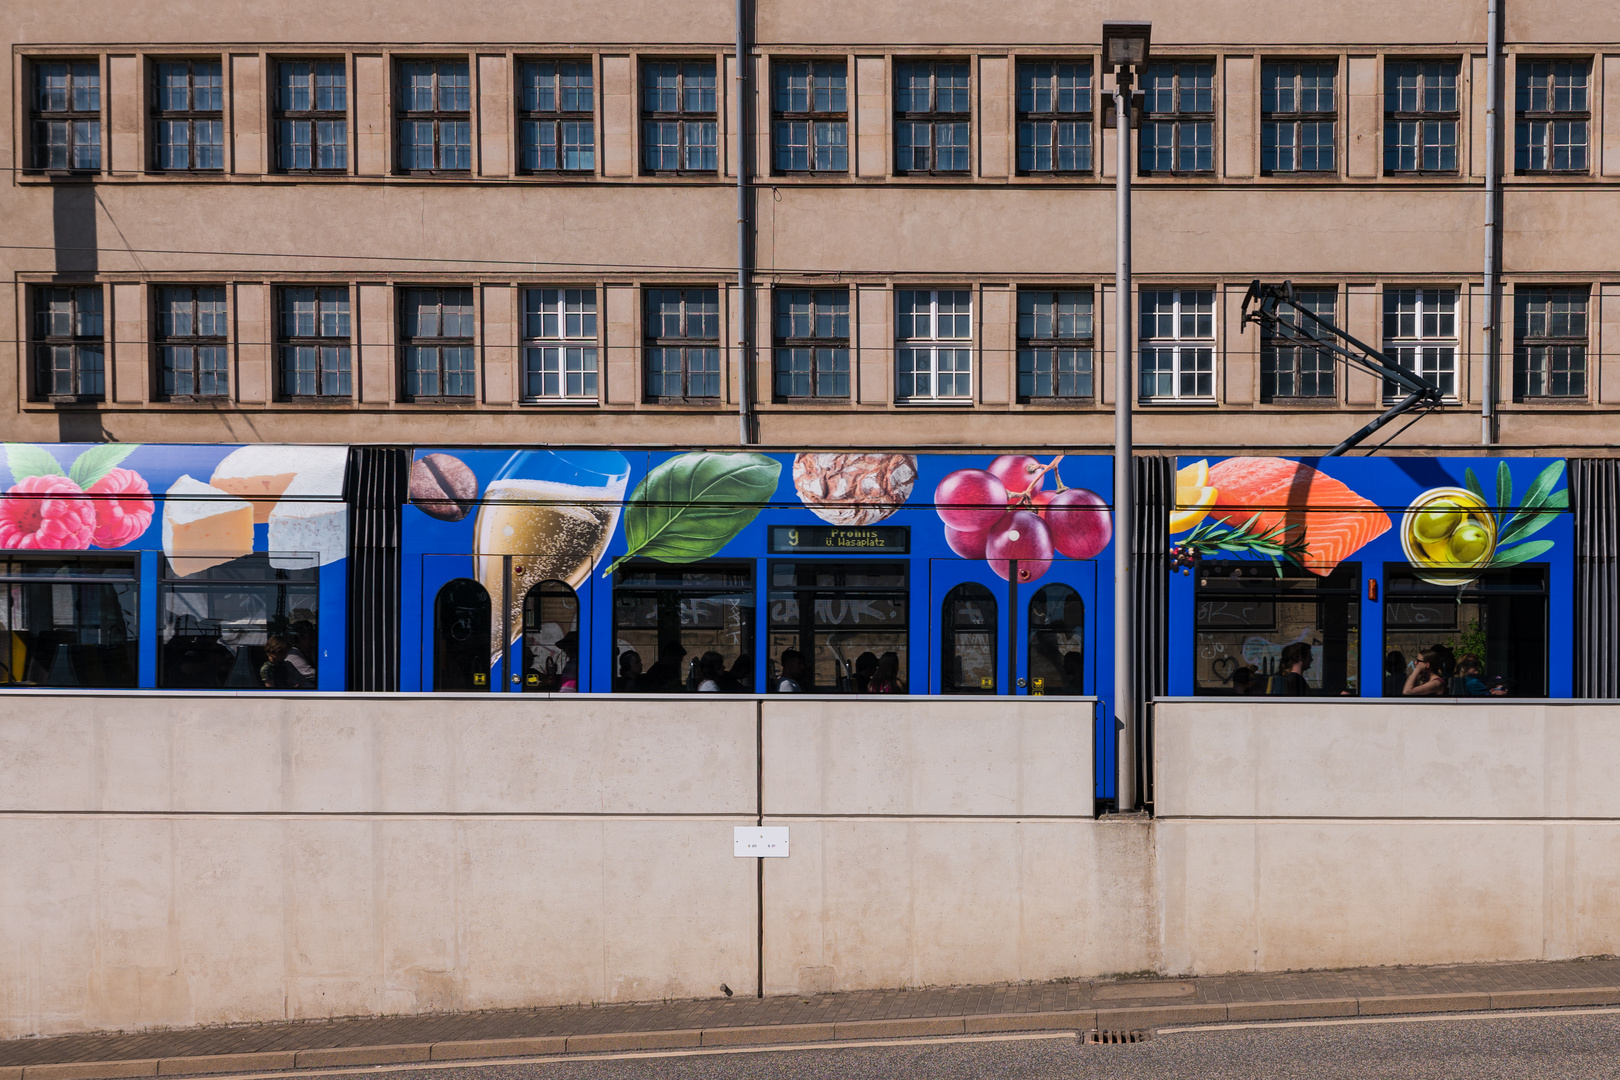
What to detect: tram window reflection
<box><xmin>1028</xmin><ymin>583</ymin><xmax>1084</xmax><ymax>695</ymax></box>
<box><xmin>1383</xmin><ymin>565</ymin><xmax>1548</xmax><ymax>697</ymax></box>
<box><xmin>522</xmin><ymin>579</ymin><xmax>579</xmax><ymax>692</ymax></box>
<box><xmin>0</xmin><ymin>555</ymin><xmax>138</xmax><ymax>688</ymax></box>
<box><xmin>159</xmin><ymin>553</ymin><xmax>319</xmax><ymax>689</ymax></box>
<box><xmin>767</xmin><ymin>561</ymin><xmax>907</xmax><ymax>693</ymax></box>
<box><xmin>434</xmin><ymin>577</ymin><xmax>491</xmax><ymax>691</ymax></box>
<box><xmin>1194</xmin><ymin>561</ymin><xmax>1360</xmax><ymax>696</ymax></box>
<box><xmin>613</xmin><ymin>563</ymin><xmax>754</xmax><ymax>693</ymax></box>
<box><xmin>942</xmin><ymin>583</ymin><xmax>997</xmax><ymax>694</ymax></box>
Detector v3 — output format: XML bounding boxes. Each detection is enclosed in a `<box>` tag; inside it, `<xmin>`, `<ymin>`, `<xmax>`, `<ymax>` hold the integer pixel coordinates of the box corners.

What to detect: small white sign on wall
<box><xmin>734</xmin><ymin>826</ymin><xmax>790</xmax><ymax>857</ymax></box>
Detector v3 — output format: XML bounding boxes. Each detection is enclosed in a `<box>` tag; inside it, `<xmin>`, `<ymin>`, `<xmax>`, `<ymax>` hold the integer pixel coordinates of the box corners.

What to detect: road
<box><xmin>265</xmin><ymin>1008</ymin><xmax>1620</xmax><ymax>1080</ymax></box>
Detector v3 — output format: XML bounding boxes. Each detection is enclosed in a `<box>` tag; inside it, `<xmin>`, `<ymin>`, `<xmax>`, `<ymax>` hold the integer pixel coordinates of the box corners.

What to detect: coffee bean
<box><xmin>410</xmin><ymin>453</ymin><xmax>478</xmax><ymax>522</ymax></box>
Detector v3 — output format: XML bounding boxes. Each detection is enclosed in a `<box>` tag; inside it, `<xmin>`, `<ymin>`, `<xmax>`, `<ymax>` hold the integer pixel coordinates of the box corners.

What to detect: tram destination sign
<box><xmin>769</xmin><ymin>524</ymin><xmax>910</xmax><ymax>554</ymax></box>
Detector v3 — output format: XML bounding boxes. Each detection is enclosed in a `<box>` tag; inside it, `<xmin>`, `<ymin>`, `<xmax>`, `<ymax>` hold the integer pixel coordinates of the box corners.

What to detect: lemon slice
<box><xmin>1176</xmin><ymin>459</ymin><xmax>1210</xmax><ymax>490</ymax></box>
<box><xmin>1169</xmin><ymin>484</ymin><xmax>1218</xmax><ymax>534</ymax></box>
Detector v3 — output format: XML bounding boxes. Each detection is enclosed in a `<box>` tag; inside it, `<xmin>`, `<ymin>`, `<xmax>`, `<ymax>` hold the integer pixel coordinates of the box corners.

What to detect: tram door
<box><xmin>1016</xmin><ymin>561</ymin><xmax>1097</xmax><ymax>697</ymax></box>
<box><xmin>425</xmin><ymin>554</ymin><xmax>586</xmax><ymax>693</ymax></box>
<box><xmin>929</xmin><ymin>558</ymin><xmax>1097</xmax><ymax>696</ymax></box>
<box><xmin>928</xmin><ymin>560</ymin><xmax>1009</xmax><ymax>695</ymax></box>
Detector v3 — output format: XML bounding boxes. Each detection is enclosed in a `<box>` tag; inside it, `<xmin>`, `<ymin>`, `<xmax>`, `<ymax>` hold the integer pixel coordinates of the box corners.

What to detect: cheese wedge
<box><xmin>210</xmin><ymin>445</ymin><xmax>347</xmax><ymax>523</ymax></box>
<box><xmin>269</xmin><ymin>471</ymin><xmax>348</xmax><ymax>569</ymax></box>
<box><xmin>162</xmin><ymin>475</ymin><xmax>255</xmax><ymax>576</ymax></box>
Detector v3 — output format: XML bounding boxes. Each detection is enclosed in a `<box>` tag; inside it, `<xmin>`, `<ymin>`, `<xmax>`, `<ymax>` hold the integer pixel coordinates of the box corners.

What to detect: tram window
<box><xmin>435</xmin><ymin>577</ymin><xmax>491</xmax><ymax>691</ymax></box>
<box><xmin>942</xmin><ymin>583</ymin><xmax>996</xmax><ymax>694</ymax></box>
<box><xmin>767</xmin><ymin>561</ymin><xmax>907</xmax><ymax>693</ymax></box>
<box><xmin>1194</xmin><ymin>561</ymin><xmax>1360</xmax><ymax>695</ymax></box>
<box><xmin>521</xmin><ymin>579</ymin><xmax>579</xmax><ymax>692</ymax></box>
<box><xmin>1383</xmin><ymin>565</ymin><xmax>1548</xmax><ymax>697</ymax></box>
<box><xmin>613</xmin><ymin>563</ymin><xmax>754</xmax><ymax>693</ymax></box>
<box><xmin>159</xmin><ymin>553</ymin><xmax>319</xmax><ymax>689</ymax></box>
<box><xmin>1028</xmin><ymin>583</ymin><xmax>1084</xmax><ymax>695</ymax></box>
<box><xmin>0</xmin><ymin>555</ymin><xmax>138</xmax><ymax>688</ymax></box>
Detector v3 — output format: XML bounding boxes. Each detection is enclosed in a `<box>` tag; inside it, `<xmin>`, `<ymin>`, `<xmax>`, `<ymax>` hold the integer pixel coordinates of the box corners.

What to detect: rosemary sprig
<box><xmin>1174</xmin><ymin>512</ymin><xmax>1310</xmax><ymax>576</ymax></box>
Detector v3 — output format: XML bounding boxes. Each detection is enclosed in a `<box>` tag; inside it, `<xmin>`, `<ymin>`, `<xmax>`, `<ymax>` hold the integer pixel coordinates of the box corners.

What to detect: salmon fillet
<box><xmin>1205</xmin><ymin>458</ymin><xmax>1391</xmax><ymax>576</ymax></box>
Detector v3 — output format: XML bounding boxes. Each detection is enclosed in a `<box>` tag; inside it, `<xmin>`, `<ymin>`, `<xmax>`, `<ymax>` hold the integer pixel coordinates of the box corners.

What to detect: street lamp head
<box><xmin>1102</xmin><ymin>21</ymin><xmax>1153</xmax><ymax>71</ymax></box>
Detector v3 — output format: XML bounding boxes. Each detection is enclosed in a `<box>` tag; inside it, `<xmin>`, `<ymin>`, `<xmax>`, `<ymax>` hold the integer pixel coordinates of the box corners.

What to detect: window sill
<box><xmin>277</xmin><ymin>397</ymin><xmax>356</xmax><ymax>406</ymax></box>
<box><xmin>641</xmin><ymin>398</ymin><xmax>722</xmax><ymax>407</ymax></box>
<box><xmin>40</xmin><ymin>396</ymin><xmax>106</xmax><ymax>407</ymax></box>
<box><xmin>771</xmin><ymin>397</ymin><xmax>853</xmax><ymax>406</ymax></box>
<box><xmin>159</xmin><ymin>397</ymin><xmax>231</xmax><ymax>405</ymax></box>
<box><xmin>1260</xmin><ymin>396</ymin><xmax>1341</xmax><ymax>408</ymax></box>
<box><xmin>894</xmin><ymin>398</ymin><xmax>975</xmax><ymax>407</ymax></box>
<box><xmin>519</xmin><ymin>397</ymin><xmax>600</xmax><ymax>406</ymax></box>
<box><xmin>1514</xmin><ymin>396</ymin><xmax>1591</xmax><ymax>406</ymax></box>
<box><xmin>1016</xmin><ymin>397</ymin><xmax>1096</xmax><ymax>407</ymax></box>
<box><xmin>1137</xmin><ymin>398</ymin><xmax>1218</xmax><ymax>407</ymax></box>
<box><xmin>392</xmin><ymin>170</ymin><xmax>474</xmax><ymax>178</ymax></box>
<box><xmin>399</xmin><ymin>397</ymin><xmax>478</xmax><ymax>406</ymax></box>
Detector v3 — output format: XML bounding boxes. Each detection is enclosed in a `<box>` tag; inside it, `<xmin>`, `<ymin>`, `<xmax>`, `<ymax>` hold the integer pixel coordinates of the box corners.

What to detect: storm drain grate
<box><xmin>1086</xmin><ymin>1028</ymin><xmax>1152</xmax><ymax>1045</ymax></box>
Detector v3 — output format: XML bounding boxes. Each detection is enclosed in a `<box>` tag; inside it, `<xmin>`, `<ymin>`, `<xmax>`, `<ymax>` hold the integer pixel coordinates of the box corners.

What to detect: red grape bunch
<box><xmin>934</xmin><ymin>455</ymin><xmax>1114</xmax><ymax>582</ymax></box>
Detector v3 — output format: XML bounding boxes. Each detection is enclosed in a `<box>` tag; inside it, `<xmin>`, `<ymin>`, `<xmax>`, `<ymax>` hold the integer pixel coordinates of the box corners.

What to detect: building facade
<box><xmin>5</xmin><ymin>0</ymin><xmax>1620</xmax><ymax>453</ymax></box>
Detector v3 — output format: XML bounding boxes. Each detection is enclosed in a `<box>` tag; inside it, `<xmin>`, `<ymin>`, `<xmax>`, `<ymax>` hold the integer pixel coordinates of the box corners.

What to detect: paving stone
<box><xmin>833</xmin><ymin>1018</ymin><xmax>965</xmax><ymax>1039</ymax></box>
<box><xmin>700</xmin><ymin>1024</ymin><xmax>837</xmax><ymax>1046</ymax></box>
<box><xmin>961</xmin><ymin>1011</ymin><xmax>1095</xmax><ymax>1033</ymax></box>
<box><xmin>292</xmin><ymin>1045</ymin><xmax>430</xmax><ymax>1068</ymax></box>
<box><xmin>428</xmin><ymin>1038</ymin><xmax>568</xmax><ymax>1061</ymax></box>
<box><xmin>1488</xmin><ymin>987</ymin><xmax>1620</xmax><ymax>1010</ymax></box>
<box><xmin>1096</xmin><ymin>1004</ymin><xmax>1228</xmax><ymax>1028</ymax></box>
<box><xmin>1357</xmin><ymin>992</ymin><xmax>1493</xmax><ymax>1016</ymax></box>
<box><xmin>565</xmin><ymin>1030</ymin><xmax>702</xmax><ymax>1053</ymax></box>
<box><xmin>24</xmin><ymin>1063</ymin><xmax>157</xmax><ymax>1080</ymax></box>
<box><xmin>157</xmin><ymin>1054</ymin><xmax>297</xmax><ymax>1075</ymax></box>
<box><xmin>1224</xmin><ymin>998</ymin><xmax>1359</xmax><ymax>1021</ymax></box>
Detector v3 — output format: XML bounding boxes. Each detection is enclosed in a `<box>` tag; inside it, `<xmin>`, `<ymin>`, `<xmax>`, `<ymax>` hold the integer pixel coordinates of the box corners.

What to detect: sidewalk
<box><xmin>6</xmin><ymin>957</ymin><xmax>1620</xmax><ymax>1078</ymax></box>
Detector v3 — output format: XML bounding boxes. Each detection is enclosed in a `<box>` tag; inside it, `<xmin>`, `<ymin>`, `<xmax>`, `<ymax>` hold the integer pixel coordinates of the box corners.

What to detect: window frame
<box><xmin>1259</xmin><ymin>285</ymin><xmax>1339</xmax><ymax>403</ymax></box>
<box><xmin>1260</xmin><ymin>59</ymin><xmax>1337</xmax><ymax>176</ymax></box>
<box><xmin>893</xmin><ymin>59</ymin><xmax>972</xmax><ymax>177</ymax></box>
<box><xmin>1015</xmin><ymin>59</ymin><xmax>1094</xmax><ymax>177</ymax></box>
<box><xmin>150</xmin><ymin>57</ymin><xmax>224</xmax><ymax>173</ymax></box>
<box><xmin>643</xmin><ymin>286</ymin><xmax>723</xmax><ymax>404</ymax></box>
<box><xmin>276</xmin><ymin>285</ymin><xmax>353</xmax><ymax>401</ymax></box>
<box><xmin>639</xmin><ymin>59</ymin><xmax>719</xmax><ymax>176</ymax></box>
<box><xmin>32</xmin><ymin>284</ymin><xmax>105</xmax><ymax>403</ymax></box>
<box><xmin>1513</xmin><ymin>285</ymin><xmax>1588</xmax><ymax>402</ymax></box>
<box><xmin>1016</xmin><ymin>287</ymin><xmax>1095</xmax><ymax>403</ymax></box>
<box><xmin>895</xmin><ymin>288</ymin><xmax>974</xmax><ymax>403</ymax></box>
<box><xmin>1383</xmin><ymin>59</ymin><xmax>1461</xmax><ymax>176</ymax></box>
<box><xmin>394</xmin><ymin>58</ymin><xmax>473</xmax><ymax>176</ymax></box>
<box><xmin>1514</xmin><ymin>58</ymin><xmax>1591</xmax><ymax>176</ymax></box>
<box><xmin>273</xmin><ymin>58</ymin><xmax>350</xmax><ymax>175</ymax></box>
<box><xmin>1138</xmin><ymin>288</ymin><xmax>1216</xmax><ymax>403</ymax></box>
<box><xmin>1138</xmin><ymin>60</ymin><xmax>1216</xmax><ymax>177</ymax></box>
<box><xmin>772</xmin><ymin>287</ymin><xmax>851</xmax><ymax>402</ymax></box>
<box><xmin>30</xmin><ymin>58</ymin><xmax>102</xmax><ymax>173</ymax></box>
<box><xmin>522</xmin><ymin>286</ymin><xmax>600</xmax><ymax>403</ymax></box>
<box><xmin>398</xmin><ymin>286</ymin><xmax>477</xmax><ymax>402</ymax></box>
<box><xmin>153</xmin><ymin>285</ymin><xmax>229</xmax><ymax>402</ymax></box>
<box><xmin>770</xmin><ymin>59</ymin><xmax>849</xmax><ymax>176</ymax></box>
<box><xmin>517</xmin><ymin>58</ymin><xmax>597</xmax><ymax>176</ymax></box>
<box><xmin>1381</xmin><ymin>286</ymin><xmax>1459</xmax><ymax>402</ymax></box>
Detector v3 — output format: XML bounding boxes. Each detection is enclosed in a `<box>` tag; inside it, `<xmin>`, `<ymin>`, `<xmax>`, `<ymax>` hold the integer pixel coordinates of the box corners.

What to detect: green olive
<box><xmin>1414</xmin><ymin>507</ymin><xmax>1464</xmax><ymax>544</ymax></box>
<box><xmin>1448</xmin><ymin>523</ymin><xmax>1490</xmax><ymax>564</ymax></box>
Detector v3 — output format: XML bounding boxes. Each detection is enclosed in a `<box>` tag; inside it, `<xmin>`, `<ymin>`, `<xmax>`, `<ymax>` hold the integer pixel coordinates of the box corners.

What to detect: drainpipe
<box><xmin>736</xmin><ymin>0</ymin><xmax>753</xmax><ymax>445</ymax></box>
<box><xmin>1481</xmin><ymin>0</ymin><xmax>1501</xmax><ymax>446</ymax></box>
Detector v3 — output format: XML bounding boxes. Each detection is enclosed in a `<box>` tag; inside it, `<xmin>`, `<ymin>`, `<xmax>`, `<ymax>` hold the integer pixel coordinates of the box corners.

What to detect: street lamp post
<box><xmin>1102</xmin><ymin>20</ymin><xmax>1150</xmax><ymax>812</ymax></box>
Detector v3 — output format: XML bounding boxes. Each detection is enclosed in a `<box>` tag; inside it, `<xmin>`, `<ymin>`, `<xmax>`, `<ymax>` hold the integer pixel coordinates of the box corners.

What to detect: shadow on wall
<box><xmin>52</xmin><ymin>182</ymin><xmax>108</xmax><ymax>442</ymax></box>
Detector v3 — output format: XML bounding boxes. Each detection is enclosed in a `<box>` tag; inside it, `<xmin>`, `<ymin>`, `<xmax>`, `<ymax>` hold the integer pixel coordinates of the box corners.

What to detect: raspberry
<box><xmin>0</xmin><ymin>474</ymin><xmax>97</xmax><ymax>550</ymax></box>
<box><xmin>86</xmin><ymin>467</ymin><xmax>155</xmax><ymax>548</ymax></box>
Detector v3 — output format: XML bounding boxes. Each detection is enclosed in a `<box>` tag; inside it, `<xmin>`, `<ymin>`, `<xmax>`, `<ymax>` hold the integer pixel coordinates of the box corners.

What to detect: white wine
<box><xmin>474</xmin><ymin>479</ymin><xmax>624</xmax><ymax>660</ymax></box>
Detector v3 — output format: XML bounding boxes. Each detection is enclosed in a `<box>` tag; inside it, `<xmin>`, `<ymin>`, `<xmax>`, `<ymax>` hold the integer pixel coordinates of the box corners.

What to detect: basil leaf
<box><xmin>1490</xmin><ymin>539</ymin><xmax>1554</xmax><ymax>568</ymax></box>
<box><xmin>1496</xmin><ymin>461</ymin><xmax>1512</xmax><ymax>514</ymax></box>
<box><xmin>1496</xmin><ymin>509</ymin><xmax>1560</xmax><ymax>547</ymax></box>
<box><xmin>4</xmin><ymin>444</ymin><xmax>66</xmax><ymax>484</ymax></box>
<box><xmin>68</xmin><ymin>443</ymin><xmax>139</xmax><ymax>489</ymax></box>
<box><xmin>1464</xmin><ymin>467</ymin><xmax>1486</xmax><ymax>504</ymax></box>
<box><xmin>604</xmin><ymin>452</ymin><xmax>781</xmax><ymax>576</ymax></box>
<box><xmin>1516</xmin><ymin>460</ymin><xmax>1565</xmax><ymax>514</ymax></box>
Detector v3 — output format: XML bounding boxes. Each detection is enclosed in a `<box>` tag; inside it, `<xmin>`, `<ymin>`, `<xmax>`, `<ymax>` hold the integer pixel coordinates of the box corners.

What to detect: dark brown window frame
<box><xmin>893</xmin><ymin>58</ymin><xmax>972</xmax><ymax>177</ymax></box>
<box><xmin>1383</xmin><ymin>58</ymin><xmax>1461</xmax><ymax>176</ymax></box>
<box><xmin>770</xmin><ymin>58</ymin><xmax>849</xmax><ymax>176</ymax></box>
<box><xmin>639</xmin><ymin>59</ymin><xmax>719</xmax><ymax>177</ymax></box>
<box><xmin>643</xmin><ymin>286</ymin><xmax>723</xmax><ymax>404</ymax></box>
<box><xmin>150</xmin><ymin>57</ymin><xmax>224</xmax><ymax>172</ymax></box>
<box><xmin>772</xmin><ymin>287</ymin><xmax>851</xmax><ymax>402</ymax></box>
<box><xmin>1514</xmin><ymin>57</ymin><xmax>1591</xmax><ymax>176</ymax></box>
<box><xmin>32</xmin><ymin>284</ymin><xmax>105</xmax><ymax>403</ymax></box>
<box><xmin>394</xmin><ymin>59</ymin><xmax>473</xmax><ymax>176</ymax></box>
<box><xmin>29</xmin><ymin>58</ymin><xmax>102</xmax><ymax>173</ymax></box>
<box><xmin>517</xmin><ymin>58</ymin><xmax>596</xmax><ymax>176</ymax></box>
<box><xmin>1260</xmin><ymin>59</ymin><xmax>1338</xmax><ymax>177</ymax></box>
<box><xmin>1138</xmin><ymin>60</ymin><xmax>1216</xmax><ymax>177</ymax></box>
<box><xmin>398</xmin><ymin>286</ymin><xmax>477</xmax><ymax>403</ymax></box>
<box><xmin>153</xmin><ymin>285</ymin><xmax>229</xmax><ymax>402</ymax></box>
<box><xmin>273</xmin><ymin>57</ymin><xmax>350</xmax><ymax>175</ymax></box>
<box><xmin>1514</xmin><ymin>285</ymin><xmax>1589</xmax><ymax>402</ymax></box>
<box><xmin>1014</xmin><ymin>59</ymin><xmax>1094</xmax><ymax>177</ymax></box>
<box><xmin>1016</xmin><ymin>287</ymin><xmax>1095</xmax><ymax>404</ymax></box>
<box><xmin>277</xmin><ymin>285</ymin><xmax>354</xmax><ymax>402</ymax></box>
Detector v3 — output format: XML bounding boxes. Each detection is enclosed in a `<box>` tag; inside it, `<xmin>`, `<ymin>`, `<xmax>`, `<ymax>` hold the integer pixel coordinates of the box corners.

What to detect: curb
<box><xmin>9</xmin><ymin>985</ymin><xmax>1620</xmax><ymax>1078</ymax></box>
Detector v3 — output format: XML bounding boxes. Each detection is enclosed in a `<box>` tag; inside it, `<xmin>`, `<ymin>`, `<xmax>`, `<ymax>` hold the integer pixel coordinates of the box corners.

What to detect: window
<box><xmin>159</xmin><ymin>553</ymin><xmax>318</xmax><ymax>690</ymax></box>
<box><xmin>613</xmin><ymin>563</ymin><xmax>754</xmax><ymax>693</ymax></box>
<box><xmin>397</xmin><ymin>60</ymin><xmax>471</xmax><ymax>173</ymax></box>
<box><xmin>641</xmin><ymin>60</ymin><xmax>717</xmax><ymax>173</ymax></box>
<box><xmin>152</xmin><ymin>59</ymin><xmax>223</xmax><ymax>171</ymax></box>
<box><xmin>155</xmin><ymin>286</ymin><xmax>228</xmax><ymax>400</ymax></box>
<box><xmin>942</xmin><ymin>583</ymin><xmax>996</xmax><ymax>694</ymax></box>
<box><xmin>644</xmin><ymin>287</ymin><xmax>721</xmax><ymax>402</ymax></box>
<box><xmin>1384</xmin><ymin>567</ymin><xmax>1548</xmax><ymax>698</ymax></box>
<box><xmin>1261</xmin><ymin>287</ymin><xmax>1337</xmax><ymax>401</ymax></box>
<box><xmin>521</xmin><ymin>580</ymin><xmax>580</xmax><ymax>691</ymax></box>
<box><xmin>1017</xmin><ymin>289</ymin><xmax>1093</xmax><ymax>401</ymax></box>
<box><xmin>1384</xmin><ymin>61</ymin><xmax>1458</xmax><ymax>174</ymax></box>
<box><xmin>1514</xmin><ymin>287</ymin><xmax>1587</xmax><ymax>400</ymax></box>
<box><xmin>1140</xmin><ymin>62</ymin><xmax>1214</xmax><ymax>174</ymax></box>
<box><xmin>1262</xmin><ymin>61</ymin><xmax>1335</xmax><ymax>174</ymax></box>
<box><xmin>1516</xmin><ymin>60</ymin><xmax>1589</xmax><ymax>174</ymax></box>
<box><xmin>523</xmin><ymin>288</ymin><xmax>598</xmax><ymax>401</ymax></box>
<box><xmin>434</xmin><ymin>578</ymin><xmax>490</xmax><ymax>692</ymax></box>
<box><xmin>772</xmin><ymin>60</ymin><xmax>848</xmax><ymax>174</ymax></box>
<box><xmin>0</xmin><ymin>556</ymin><xmax>138</xmax><ymax>688</ymax></box>
<box><xmin>31</xmin><ymin>60</ymin><xmax>100</xmax><ymax>171</ymax></box>
<box><xmin>1383</xmin><ymin>287</ymin><xmax>1456</xmax><ymax>400</ymax></box>
<box><xmin>400</xmin><ymin>287</ymin><xmax>475</xmax><ymax>400</ymax></box>
<box><xmin>1195</xmin><ymin>562</ymin><xmax>1361</xmax><ymax>696</ymax></box>
<box><xmin>34</xmin><ymin>285</ymin><xmax>104</xmax><ymax>400</ymax></box>
<box><xmin>278</xmin><ymin>286</ymin><xmax>352</xmax><ymax>399</ymax></box>
<box><xmin>1028</xmin><ymin>583</ymin><xmax>1084</xmax><ymax>696</ymax></box>
<box><xmin>275</xmin><ymin>60</ymin><xmax>347</xmax><ymax>172</ymax></box>
<box><xmin>519</xmin><ymin>60</ymin><xmax>595</xmax><ymax>173</ymax></box>
<box><xmin>1139</xmin><ymin>289</ymin><xmax>1214</xmax><ymax>402</ymax></box>
<box><xmin>896</xmin><ymin>289</ymin><xmax>972</xmax><ymax>402</ymax></box>
<box><xmin>773</xmin><ymin>288</ymin><xmax>850</xmax><ymax>400</ymax></box>
<box><xmin>1016</xmin><ymin>61</ymin><xmax>1092</xmax><ymax>174</ymax></box>
<box><xmin>768</xmin><ymin>562</ymin><xmax>907</xmax><ymax>693</ymax></box>
<box><xmin>895</xmin><ymin>60</ymin><xmax>970</xmax><ymax>175</ymax></box>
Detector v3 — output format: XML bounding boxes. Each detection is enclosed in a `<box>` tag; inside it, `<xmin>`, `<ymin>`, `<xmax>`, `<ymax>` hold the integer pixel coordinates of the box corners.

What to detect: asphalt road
<box><xmin>289</xmin><ymin>1008</ymin><xmax>1620</xmax><ymax>1080</ymax></box>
